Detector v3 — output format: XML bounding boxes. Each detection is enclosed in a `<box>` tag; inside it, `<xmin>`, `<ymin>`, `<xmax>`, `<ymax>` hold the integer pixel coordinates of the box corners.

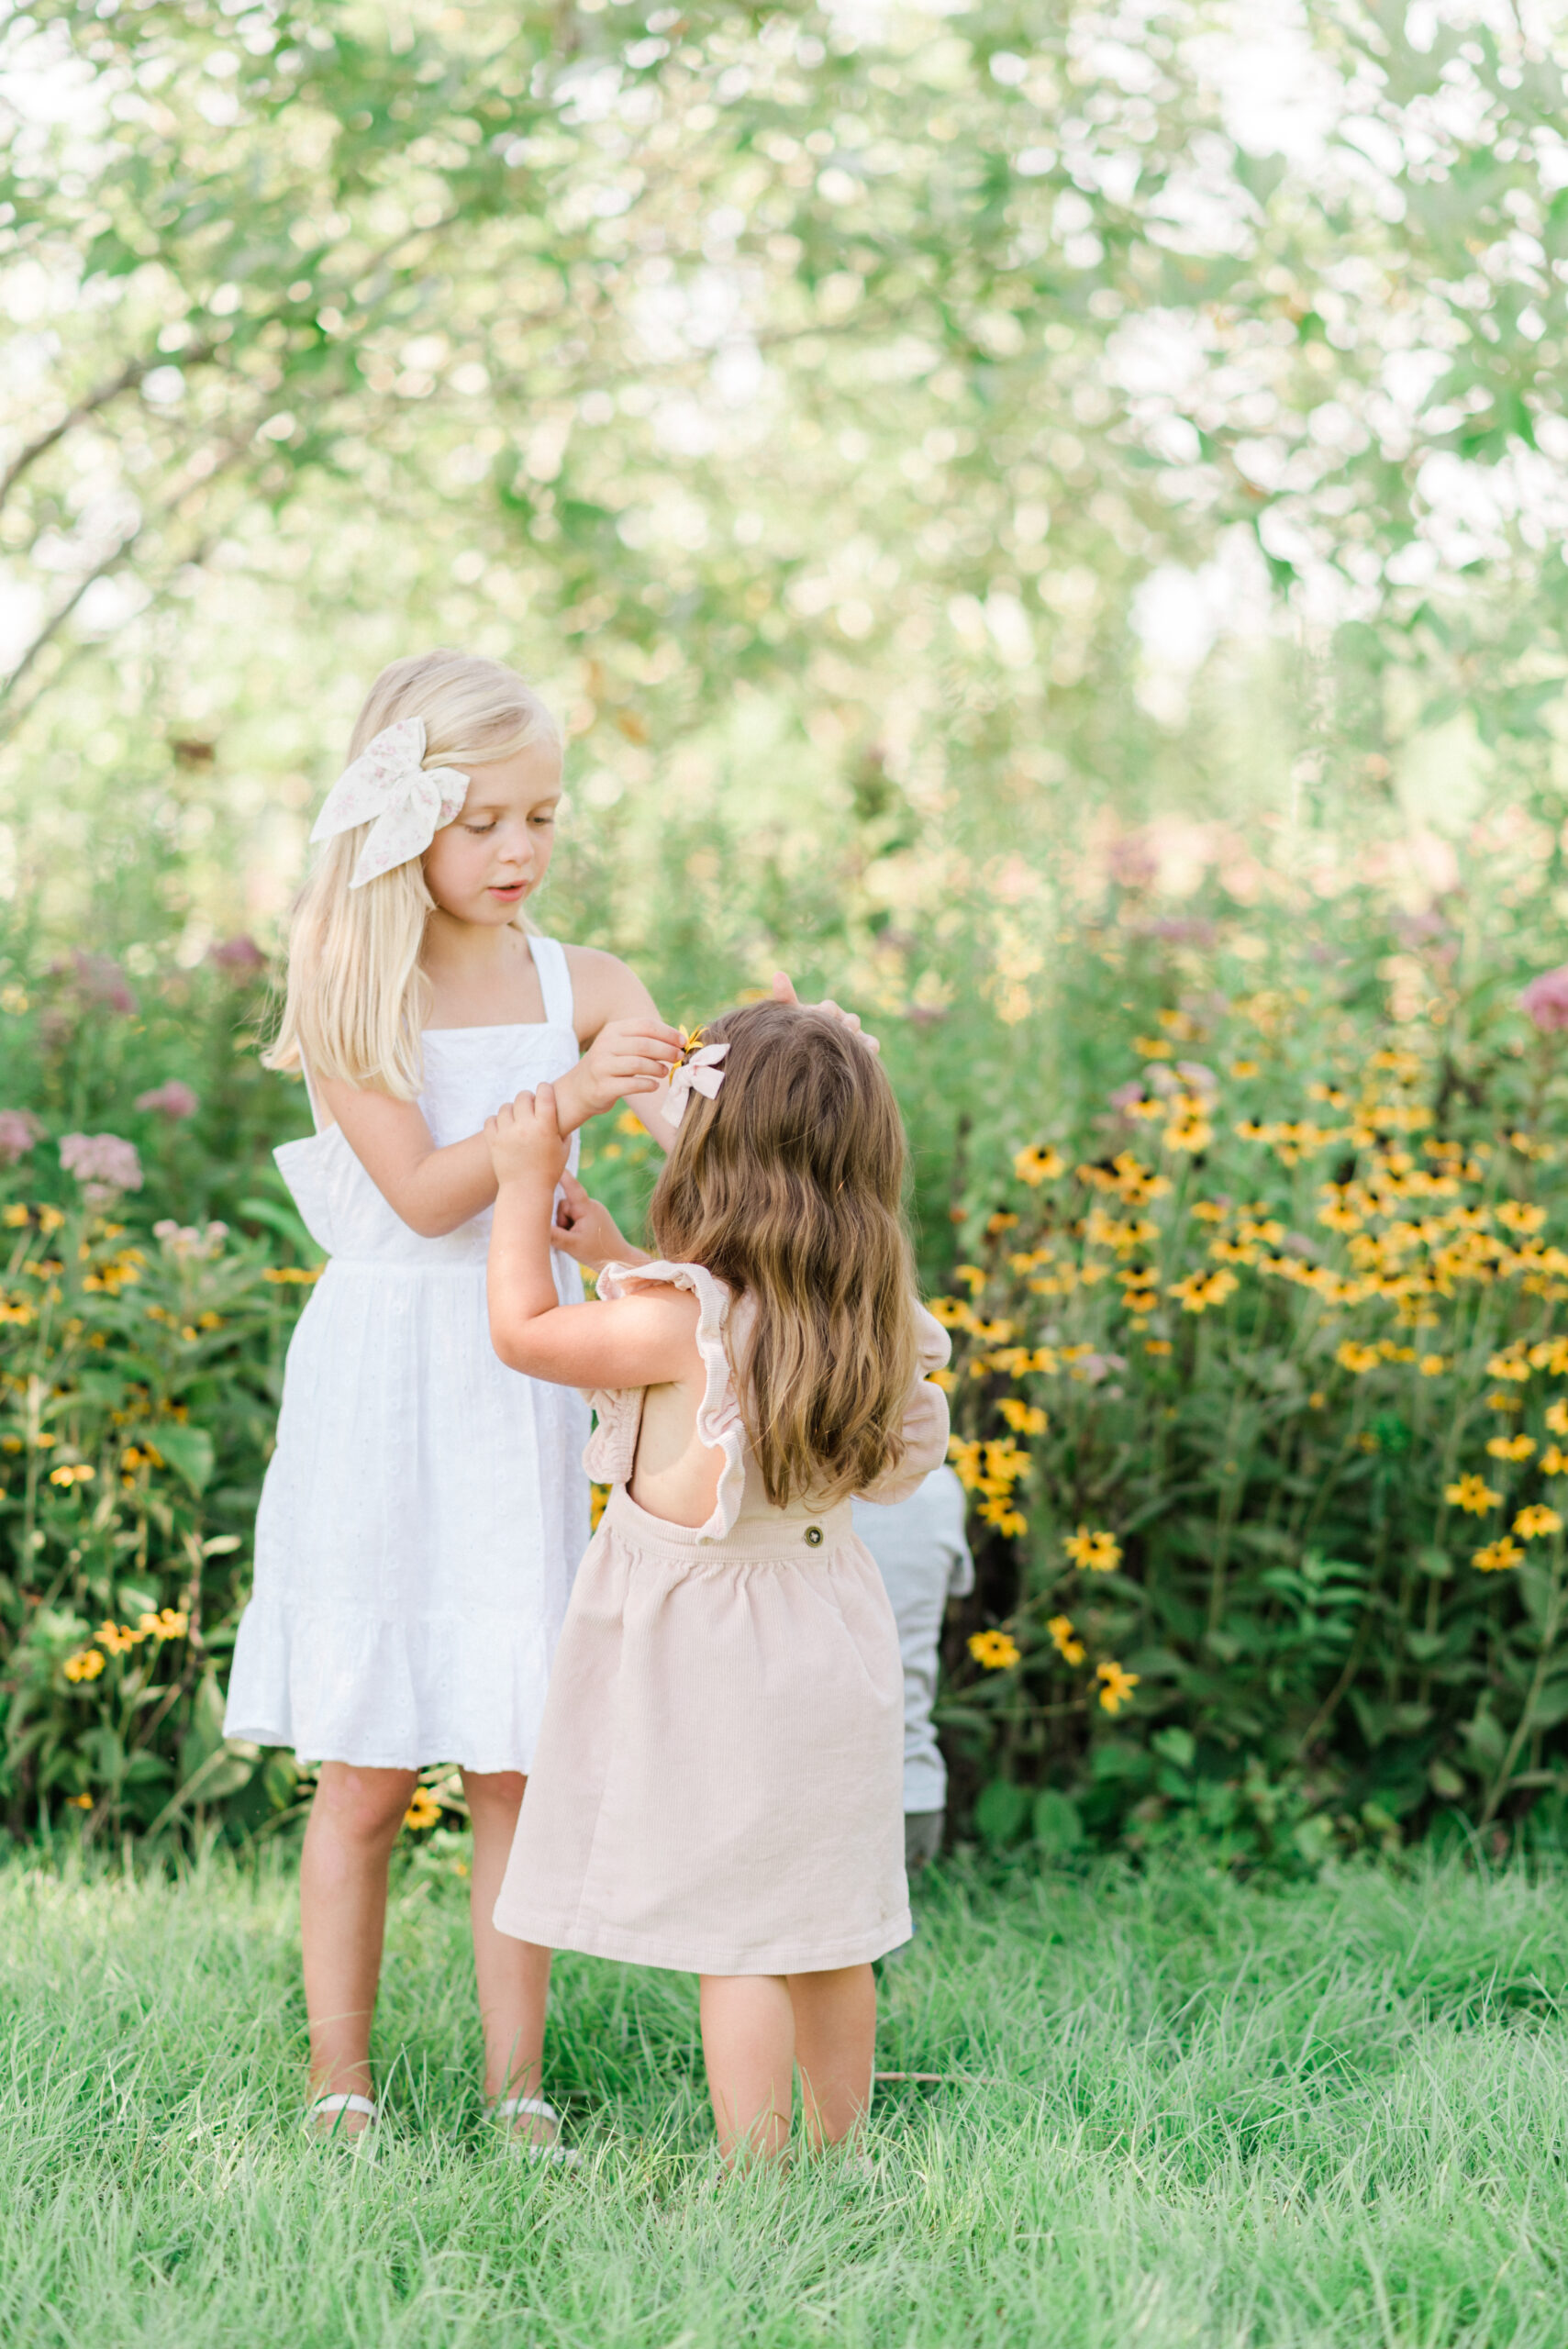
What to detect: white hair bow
<box><xmin>309</xmin><ymin>717</ymin><xmax>472</xmax><ymax>889</ymax></box>
<box><xmin>665</xmin><ymin>1039</ymin><xmax>728</xmax><ymax>1126</ymax></box>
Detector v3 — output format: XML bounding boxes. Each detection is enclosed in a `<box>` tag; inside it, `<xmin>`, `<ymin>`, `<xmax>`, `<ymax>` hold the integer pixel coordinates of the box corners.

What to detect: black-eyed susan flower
<box><xmin>1013</xmin><ymin>1143</ymin><xmax>1064</xmax><ymax>1186</ymax></box>
<box><xmin>403</xmin><ymin>1787</ymin><xmax>442</xmax><ymax>1831</ymax></box>
<box><xmin>996</xmin><ymin>1397</ymin><xmax>1048</xmax><ymax>1436</ymax></box>
<box><xmin>1547</xmin><ymin>1398</ymin><xmax>1568</xmax><ymax>1437</ymax></box>
<box><xmin>1543</xmin><ymin>1445</ymin><xmax>1568</xmax><ymax>1477</ymax></box>
<box><xmin>1514</xmin><ymin>1505</ymin><xmax>1562</xmax><ymax>1541</ymax></box>
<box><xmin>1487</xmin><ymin>1433</ymin><xmax>1536</xmax><ymax>1462</ymax></box>
<box><xmin>1096</xmin><ymin>1660</ymin><xmax>1140</xmax><ymax>1714</ymax></box>
<box><xmin>1336</xmin><ymin>1341</ymin><xmax>1381</xmax><ymax>1375</ymax></box>
<box><xmin>1445</xmin><ymin>1475</ymin><xmax>1502</xmax><ymax>1514</ymax></box>
<box><xmin>95</xmin><ymin>1621</ymin><xmax>137</xmax><ymax>1655</ymax></box>
<box><xmin>1048</xmin><ymin>1614</ymin><xmax>1086</xmax><ymax>1665</ymax></box>
<box><xmin>1419</xmin><ymin>1354</ymin><xmax>1447</xmax><ymax>1377</ymax></box>
<box><xmin>969</xmin><ymin>1630</ymin><xmax>1020</xmax><ymax>1670</ymax></box>
<box><xmin>1063</xmin><ymin>1525</ymin><xmax>1121</xmax><ymax>1574</ymax></box>
<box><xmin>1473</xmin><ymin>1537</ymin><xmax>1525</xmax><ymax>1573</ymax></box>
<box><xmin>63</xmin><ymin>1650</ymin><xmax>105</xmax><ymax>1683</ymax></box>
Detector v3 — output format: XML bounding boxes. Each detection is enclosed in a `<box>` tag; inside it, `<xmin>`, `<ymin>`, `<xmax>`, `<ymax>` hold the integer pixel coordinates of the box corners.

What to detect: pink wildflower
<box><xmin>134</xmin><ymin>1080</ymin><xmax>199</xmax><ymax>1121</ymax></box>
<box><xmin>1521</xmin><ymin>967</ymin><xmax>1568</xmax><ymax>1033</ymax></box>
<box><xmin>59</xmin><ymin>1132</ymin><xmax>142</xmax><ymax>1200</ymax></box>
<box><xmin>69</xmin><ymin>952</ymin><xmax>137</xmax><ymax>1015</ymax></box>
<box><xmin>0</xmin><ymin>1108</ymin><xmax>41</xmax><ymax>1163</ymax></box>
<box><xmin>207</xmin><ymin>935</ymin><xmax>265</xmax><ymax>974</ymax></box>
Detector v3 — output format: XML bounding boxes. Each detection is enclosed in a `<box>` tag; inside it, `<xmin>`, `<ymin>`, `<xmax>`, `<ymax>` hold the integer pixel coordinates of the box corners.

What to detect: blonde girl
<box><xmin>482</xmin><ymin>1001</ymin><xmax>950</xmax><ymax>2165</ymax></box>
<box><xmin>224</xmin><ymin>649</ymin><xmax>684</xmax><ymax>2152</ymax></box>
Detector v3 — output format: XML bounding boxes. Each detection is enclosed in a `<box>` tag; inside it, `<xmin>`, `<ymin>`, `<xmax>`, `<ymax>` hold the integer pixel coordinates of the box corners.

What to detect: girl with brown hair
<box><xmin>483</xmin><ymin>999</ymin><xmax>951</xmax><ymax>2165</ymax></box>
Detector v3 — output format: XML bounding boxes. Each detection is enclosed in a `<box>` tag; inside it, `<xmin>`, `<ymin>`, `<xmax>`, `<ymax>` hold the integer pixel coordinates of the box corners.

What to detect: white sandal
<box><xmin>489</xmin><ymin>2092</ymin><xmax>580</xmax><ymax>2167</ymax></box>
<box><xmin>306</xmin><ymin>2091</ymin><xmax>378</xmax><ymax>2154</ymax></box>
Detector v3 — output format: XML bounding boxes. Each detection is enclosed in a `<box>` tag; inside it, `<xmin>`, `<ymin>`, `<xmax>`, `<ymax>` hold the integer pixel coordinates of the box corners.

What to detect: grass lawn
<box><xmin>3</xmin><ymin>1842</ymin><xmax>1567</xmax><ymax>2348</ymax></box>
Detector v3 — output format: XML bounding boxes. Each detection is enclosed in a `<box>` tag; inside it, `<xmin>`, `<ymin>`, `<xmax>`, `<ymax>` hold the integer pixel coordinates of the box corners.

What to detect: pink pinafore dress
<box><xmin>492</xmin><ymin>1261</ymin><xmax>951</xmax><ymax>1975</ymax></box>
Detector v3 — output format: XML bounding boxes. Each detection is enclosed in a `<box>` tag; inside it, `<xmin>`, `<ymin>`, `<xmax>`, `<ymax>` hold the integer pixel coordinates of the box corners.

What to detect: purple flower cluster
<box><xmin>134</xmin><ymin>1080</ymin><xmax>199</xmax><ymax>1120</ymax></box>
<box><xmin>59</xmin><ymin>1132</ymin><xmax>143</xmax><ymax>1197</ymax></box>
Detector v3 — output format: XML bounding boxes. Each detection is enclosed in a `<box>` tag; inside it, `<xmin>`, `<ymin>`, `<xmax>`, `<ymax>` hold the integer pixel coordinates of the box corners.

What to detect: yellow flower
<box><xmin>63</xmin><ymin>1650</ymin><xmax>105</xmax><ymax>1683</ymax></box>
<box><xmin>1542</xmin><ymin>1445</ymin><xmax>1568</xmax><ymax>1477</ymax></box>
<box><xmin>1487</xmin><ymin>1433</ymin><xmax>1537</xmax><ymax>1462</ymax></box>
<box><xmin>1096</xmin><ymin>1660</ymin><xmax>1140</xmax><ymax>1714</ymax></box>
<box><xmin>1</xmin><ymin>1204</ymin><xmax>28</xmax><ymax>1228</ymax></box>
<box><xmin>1013</xmin><ymin>1143</ymin><xmax>1065</xmax><ymax>1186</ymax></box>
<box><xmin>1145</xmin><ymin>1338</ymin><xmax>1173</xmax><ymax>1355</ymax></box>
<box><xmin>95</xmin><ymin>1621</ymin><xmax>138</xmax><ymax>1655</ymax></box>
<box><xmin>1486</xmin><ymin>1351</ymin><xmax>1530</xmax><ymax>1381</ymax></box>
<box><xmin>954</xmin><ymin>1264</ymin><xmax>986</xmax><ymax>1295</ymax></box>
<box><xmin>1496</xmin><ymin>1200</ymin><xmax>1547</xmax><ymax>1234</ymax></box>
<box><xmin>66</xmin><ymin>1791</ymin><xmax>93</xmax><ymax>1809</ymax></box>
<box><xmin>1473</xmin><ymin>1536</ymin><xmax>1525</xmax><ymax>1574</ymax></box>
<box><xmin>1048</xmin><ymin>1614</ymin><xmax>1085</xmax><ymax>1666</ymax></box>
<box><xmin>153</xmin><ymin>1608</ymin><xmax>188</xmax><ymax>1640</ymax></box>
<box><xmin>996</xmin><ymin>1397</ymin><xmax>1048</xmax><ymax>1435</ymax></box>
<box><xmin>1546</xmin><ymin>1398</ymin><xmax>1568</xmax><ymax>1437</ymax></box>
<box><xmin>1515</xmin><ymin>1505</ymin><xmax>1562</xmax><ymax>1540</ymax></box>
<box><xmin>968</xmin><ymin>1629</ymin><xmax>1020</xmax><ymax>1670</ymax></box>
<box><xmin>1132</xmin><ymin>1035</ymin><xmax>1173</xmax><ymax>1059</ymax></box>
<box><xmin>1063</xmin><ymin>1525</ymin><xmax>1121</xmax><ymax>1574</ymax></box>
<box><xmin>979</xmin><ymin>1497</ymin><xmax>1029</xmax><ymax>1538</ymax></box>
<box><xmin>1168</xmin><ymin>1268</ymin><xmax>1239</xmax><ymax>1315</ymax></box>
<box><xmin>590</xmin><ymin>1483</ymin><xmax>610</xmax><ymax>1531</ymax></box>
<box><xmin>1336</xmin><ymin>1341</ymin><xmax>1380</xmax><ymax>1375</ymax></box>
<box><xmin>48</xmin><ymin>1463</ymin><xmax>95</xmax><ymax>1487</ymax></box>
<box><xmin>1191</xmin><ymin>1200</ymin><xmax>1227</xmax><ymax>1223</ymax></box>
<box><xmin>1229</xmin><ymin>1059</ymin><xmax>1260</xmax><ymax>1078</ymax></box>
<box><xmin>930</xmin><ymin>1296</ymin><xmax>976</xmax><ymax>1330</ymax></box>
<box><xmin>1418</xmin><ymin>1354</ymin><xmax>1447</xmax><ymax>1377</ymax></box>
<box><xmin>1445</xmin><ymin>1475</ymin><xmax>1502</xmax><ymax>1515</ymax></box>
<box><xmin>403</xmin><ymin>1787</ymin><xmax>442</xmax><ymax>1831</ymax></box>
<box><xmin>1308</xmin><ymin>1390</ymin><xmax>1326</xmax><ymax>1409</ymax></box>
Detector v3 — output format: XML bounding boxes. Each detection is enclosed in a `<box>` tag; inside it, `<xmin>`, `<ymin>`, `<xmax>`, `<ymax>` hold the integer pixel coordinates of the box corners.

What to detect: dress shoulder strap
<box><xmin>528</xmin><ymin>934</ymin><xmax>574</xmax><ymax>1031</ymax></box>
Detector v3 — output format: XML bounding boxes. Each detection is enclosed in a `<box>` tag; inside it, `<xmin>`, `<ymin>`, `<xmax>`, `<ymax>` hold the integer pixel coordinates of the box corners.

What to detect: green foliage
<box><xmin>936</xmin><ymin>843</ymin><xmax>1568</xmax><ymax>1865</ymax></box>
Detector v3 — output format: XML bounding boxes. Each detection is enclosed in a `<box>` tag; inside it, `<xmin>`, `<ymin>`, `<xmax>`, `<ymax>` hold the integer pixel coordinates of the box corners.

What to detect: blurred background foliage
<box><xmin>6</xmin><ymin>0</ymin><xmax>1568</xmax><ymax>1858</ymax></box>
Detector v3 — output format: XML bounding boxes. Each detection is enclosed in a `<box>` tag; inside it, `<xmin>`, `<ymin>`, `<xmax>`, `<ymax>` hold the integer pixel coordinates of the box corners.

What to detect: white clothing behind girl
<box><xmin>224</xmin><ymin>934</ymin><xmax>589</xmax><ymax>1771</ymax></box>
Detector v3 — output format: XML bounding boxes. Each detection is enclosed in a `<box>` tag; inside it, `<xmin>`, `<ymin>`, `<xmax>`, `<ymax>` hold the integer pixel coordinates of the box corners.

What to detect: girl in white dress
<box><xmin>223</xmin><ymin>649</ymin><xmax>684</xmax><ymax>2150</ymax></box>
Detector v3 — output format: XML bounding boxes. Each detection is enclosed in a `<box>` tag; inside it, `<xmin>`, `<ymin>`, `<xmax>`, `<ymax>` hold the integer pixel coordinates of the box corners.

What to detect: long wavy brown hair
<box><xmin>648</xmin><ymin>1000</ymin><xmax>922</xmax><ymax>1508</ymax></box>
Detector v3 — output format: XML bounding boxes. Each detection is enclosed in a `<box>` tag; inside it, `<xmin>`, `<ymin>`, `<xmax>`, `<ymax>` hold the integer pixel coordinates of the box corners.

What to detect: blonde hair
<box><xmin>265</xmin><ymin>651</ymin><xmax>560</xmax><ymax>1098</ymax></box>
<box><xmin>648</xmin><ymin>1001</ymin><xmax>923</xmax><ymax>1508</ymax></box>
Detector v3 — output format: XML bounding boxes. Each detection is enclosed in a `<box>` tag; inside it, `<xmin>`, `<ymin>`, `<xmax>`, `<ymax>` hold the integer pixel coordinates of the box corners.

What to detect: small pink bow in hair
<box><xmin>665</xmin><ymin>1039</ymin><xmax>728</xmax><ymax>1126</ymax></box>
<box><xmin>309</xmin><ymin>716</ymin><xmax>472</xmax><ymax>889</ymax></box>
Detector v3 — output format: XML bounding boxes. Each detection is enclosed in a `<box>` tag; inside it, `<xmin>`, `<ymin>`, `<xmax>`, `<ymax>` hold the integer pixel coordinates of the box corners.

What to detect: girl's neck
<box><xmin>421</xmin><ymin>911</ymin><xmax>539</xmax><ymax>1026</ymax></box>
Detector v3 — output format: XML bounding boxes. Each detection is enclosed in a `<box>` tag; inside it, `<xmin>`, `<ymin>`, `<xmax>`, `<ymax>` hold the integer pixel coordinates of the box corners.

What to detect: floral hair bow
<box><xmin>309</xmin><ymin>717</ymin><xmax>472</xmax><ymax>889</ymax></box>
<box><xmin>664</xmin><ymin>1030</ymin><xmax>729</xmax><ymax>1127</ymax></box>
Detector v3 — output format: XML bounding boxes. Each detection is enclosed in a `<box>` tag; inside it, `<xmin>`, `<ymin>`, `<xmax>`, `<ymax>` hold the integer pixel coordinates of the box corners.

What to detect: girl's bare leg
<box><xmin>698</xmin><ymin>1973</ymin><xmax>795</xmax><ymax>2165</ymax></box>
<box><xmin>461</xmin><ymin>1768</ymin><xmax>556</xmax><ymax>2144</ymax></box>
<box><xmin>788</xmin><ymin>1963</ymin><xmax>877</xmax><ymax>2150</ymax></box>
<box><xmin>300</xmin><ymin>1763</ymin><xmax>418</xmax><ymax>2132</ymax></box>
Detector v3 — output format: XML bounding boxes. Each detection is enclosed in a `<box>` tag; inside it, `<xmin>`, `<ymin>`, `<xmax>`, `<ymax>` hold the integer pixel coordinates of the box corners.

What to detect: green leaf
<box><xmin>155</xmin><ymin>1425</ymin><xmax>215</xmax><ymax>1494</ymax></box>
<box><xmin>974</xmin><ymin>1778</ymin><xmax>1030</xmax><ymax>1847</ymax></box>
<box><xmin>1031</xmin><ymin>1788</ymin><xmax>1084</xmax><ymax>1854</ymax></box>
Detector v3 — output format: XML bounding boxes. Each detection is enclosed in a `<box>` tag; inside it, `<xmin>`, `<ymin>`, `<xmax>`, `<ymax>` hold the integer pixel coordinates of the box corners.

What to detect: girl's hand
<box><xmin>576</xmin><ymin>1017</ymin><xmax>682</xmax><ymax>1121</ymax></box>
<box><xmin>550</xmin><ymin>1172</ymin><xmax>642</xmax><ymax>1270</ymax></box>
<box><xmin>772</xmin><ymin>970</ymin><xmax>880</xmax><ymax>1055</ymax></box>
<box><xmin>486</xmin><ymin>1084</ymin><xmax>570</xmax><ymax>1189</ymax></box>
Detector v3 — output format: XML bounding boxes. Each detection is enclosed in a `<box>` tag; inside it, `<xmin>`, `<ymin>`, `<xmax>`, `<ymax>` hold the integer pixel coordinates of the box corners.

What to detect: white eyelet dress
<box><xmin>223</xmin><ymin>935</ymin><xmax>591</xmax><ymax>1774</ymax></box>
<box><xmin>492</xmin><ymin>1262</ymin><xmax>951</xmax><ymax>1976</ymax></box>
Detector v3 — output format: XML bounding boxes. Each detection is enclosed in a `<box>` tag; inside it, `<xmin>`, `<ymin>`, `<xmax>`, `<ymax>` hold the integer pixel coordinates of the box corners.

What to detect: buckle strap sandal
<box><xmin>306</xmin><ymin>2091</ymin><xmax>379</xmax><ymax>2155</ymax></box>
<box><xmin>489</xmin><ymin>2093</ymin><xmax>581</xmax><ymax>2167</ymax></box>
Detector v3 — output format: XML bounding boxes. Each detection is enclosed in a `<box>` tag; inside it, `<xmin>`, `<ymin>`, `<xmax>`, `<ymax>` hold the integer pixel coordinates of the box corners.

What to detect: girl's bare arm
<box><xmin>485</xmin><ymin>1085</ymin><xmax>693</xmax><ymax>1383</ymax></box>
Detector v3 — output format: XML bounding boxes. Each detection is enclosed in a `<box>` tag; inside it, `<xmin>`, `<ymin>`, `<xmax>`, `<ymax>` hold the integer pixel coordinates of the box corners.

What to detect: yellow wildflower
<box><xmin>152</xmin><ymin>1608</ymin><xmax>188</xmax><ymax>1640</ymax></box>
<box><xmin>1486</xmin><ymin>1433</ymin><xmax>1536</xmax><ymax>1462</ymax></box>
<box><xmin>1048</xmin><ymin>1614</ymin><xmax>1085</xmax><ymax>1666</ymax></box>
<box><xmin>955</xmin><ymin>1264</ymin><xmax>986</xmax><ymax>1295</ymax></box>
<box><xmin>1013</xmin><ymin>1143</ymin><xmax>1065</xmax><ymax>1186</ymax></box>
<box><xmin>1096</xmin><ymin>1660</ymin><xmax>1140</xmax><ymax>1715</ymax></box>
<box><xmin>63</xmin><ymin>1650</ymin><xmax>105</xmax><ymax>1683</ymax></box>
<box><xmin>1063</xmin><ymin>1525</ymin><xmax>1121</xmax><ymax>1574</ymax></box>
<box><xmin>1486</xmin><ymin>1351</ymin><xmax>1530</xmax><ymax>1381</ymax></box>
<box><xmin>1229</xmin><ymin>1059</ymin><xmax>1260</xmax><ymax>1078</ymax></box>
<box><xmin>1546</xmin><ymin>1398</ymin><xmax>1568</xmax><ymax>1437</ymax></box>
<box><xmin>1419</xmin><ymin>1354</ymin><xmax>1447</xmax><ymax>1377</ymax></box>
<box><xmin>969</xmin><ymin>1629</ymin><xmax>1020</xmax><ymax>1670</ymax></box>
<box><xmin>930</xmin><ymin>1297</ymin><xmax>976</xmax><ymax>1330</ymax></box>
<box><xmin>403</xmin><ymin>1787</ymin><xmax>441</xmax><ymax>1831</ymax></box>
<box><xmin>1132</xmin><ymin>1035</ymin><xmax>1173</xmax><ymax>1059</ymax></box>
<box><xmin>979</xmin><ymin>1498</ymin><xmax>1029</xmax><ymax>1538</ymax></box>
<box><xmin>1445</xmin><ymin>1475</ymin><xmax>1502</xmax><ymax>1515</ymax></box>
<box><xmin>590</xmin><ymin>1483</ymin><xmax>610</xmax><ymax>1531</ymax></box>
<box><xmin>1336</xmin><ymin>1342</ymin><xmax>1381</xmax><ymax>1375</ymax></box>
<box><xmin>1145</xmin><ymin>1338</ymin><xmax>1173</xmax><ymax>1356</ymax></box>
<box><xmin>66</xmin><ymin>1792</ymin><xmax>93</xmax><ymax>1809</ymax></box>
<box><xmin>48</xmin><ymin>1463</ymin><xmax>95</xmax><ymax>1488</ymax></box>
<box><xmin>1496</xmin><ymin>1200</ymin><xmax>1547</xmax><ymax>1235</ymax></box>
<box><xmin>996</xmin><ymin>1397</ymin><xmax>1048</xmax><ymax>1436</ymax></box>
<box><xmin>1542</xmin><ymin>1445</ymin><xmax>1568</xmax><ymax>1477</ymax></box>
<box><xmin>1514</xmin><ymin>1505</ymin><xmax>1562</xmax><ymax>1541</ymax></box>
<box><xmin>1168</xmin><ymin>1268</ymin><xmax>1239</xmax><ymax>1314</ymax></box>
<box><xmin>95</xmin><ymin>1621</ymin><xmax>138</xmax><ymax>1655</ymax></box>
<box><xmin>1473</xmin><ymin>1537</ymin><xmax>1525</xmax><ymax>1574</ymax></box>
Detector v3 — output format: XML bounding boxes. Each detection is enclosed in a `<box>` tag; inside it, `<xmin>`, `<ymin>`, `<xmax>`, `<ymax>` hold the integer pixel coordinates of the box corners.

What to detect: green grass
<box><xmin>4</xmin><ymin>1843</ymin><xmax>1568</xmax><ymax>2348</ymax></box>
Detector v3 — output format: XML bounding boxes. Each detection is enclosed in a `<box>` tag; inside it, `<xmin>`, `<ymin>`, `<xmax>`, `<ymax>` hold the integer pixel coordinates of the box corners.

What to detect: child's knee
<box><xmin>314</xmin><ymin>1763</ymin><xmax>417</xmax><ymax>1845</ymax></box>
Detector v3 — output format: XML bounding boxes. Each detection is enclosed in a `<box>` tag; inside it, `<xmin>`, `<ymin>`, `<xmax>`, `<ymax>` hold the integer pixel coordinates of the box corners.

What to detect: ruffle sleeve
<box><xmin>580</xmin><ymin>1260</ymin><xmax>747</xmax><ymax>1542</ymax></box>
<box><xmin>855</xmin><ymin>1303</ymin><xmax>952</xmax><ymax>1505</ymax></box>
